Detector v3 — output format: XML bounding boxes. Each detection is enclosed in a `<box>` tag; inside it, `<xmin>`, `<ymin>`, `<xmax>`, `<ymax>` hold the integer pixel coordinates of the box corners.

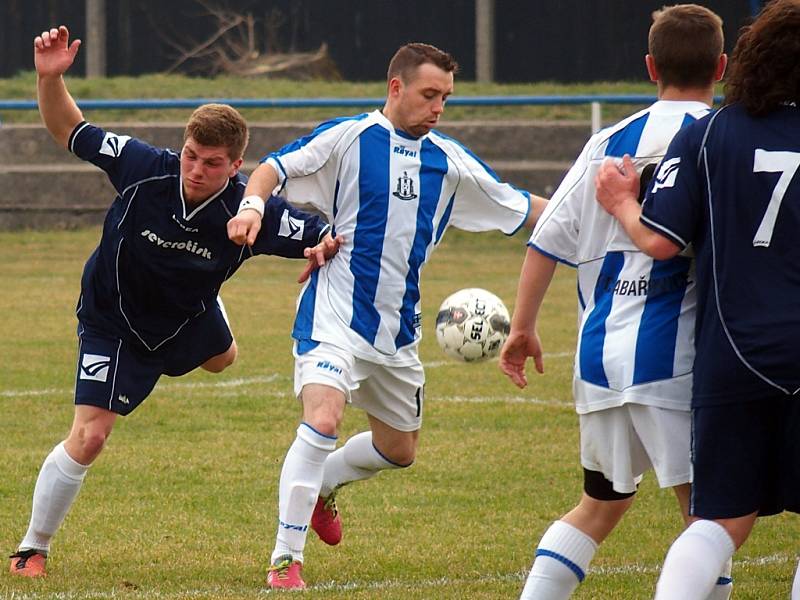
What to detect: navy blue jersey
<box><xmin>69</xmin><ymin>122</ymin><xmax>329</xmax><ymax>351</ymax></box>
<box><xmin>640</xmin><ymin>103</ymin><xmax>800</xmax><ymax>405</ymax></box>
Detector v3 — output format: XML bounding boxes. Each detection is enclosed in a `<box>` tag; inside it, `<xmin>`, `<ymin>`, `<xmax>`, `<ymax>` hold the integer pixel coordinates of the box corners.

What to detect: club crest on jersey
<box><xmin>278</xmin><ymin>209</ymin><xmax>305</xmax><ymax>240</ymax></box>
<box><xmin>79</xmin><ymin>353</ymin><xmax>111</xmax><ymax>382</ymax></box>
<box><xmin>652</xmin><ymin>157</ymin><xmax>681</xmax><ymax>192</ymax></box>
<box><xmin>98</xmin><ymin>132</ymin><xmax>131</xmax><ymax>158</ymax></box>
<box><xmin>392</xmin><ymin>171</ymin><xmax>418</xmax><ymax>201</ymax></box>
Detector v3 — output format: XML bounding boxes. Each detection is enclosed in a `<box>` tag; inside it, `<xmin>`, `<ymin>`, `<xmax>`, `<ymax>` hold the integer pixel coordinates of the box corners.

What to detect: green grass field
<box><xmin>1</xmin><ymin>228</ymin><xmax>798</xmax><ymax>599</ymax></box>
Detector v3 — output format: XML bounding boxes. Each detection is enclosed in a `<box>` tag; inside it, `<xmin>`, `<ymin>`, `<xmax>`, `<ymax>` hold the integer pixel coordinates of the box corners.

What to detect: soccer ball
<box><xmin>435</xmin><ymin>288</ymin><xmax>511</xmax><ymax>362</ymax></box>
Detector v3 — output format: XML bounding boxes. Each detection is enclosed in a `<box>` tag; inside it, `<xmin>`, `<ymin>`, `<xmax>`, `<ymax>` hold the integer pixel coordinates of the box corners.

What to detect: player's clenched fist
<box><xmin>227</xmin><ymin>209</ymin><xmax>262</xmax><ymax>246</ymax></box>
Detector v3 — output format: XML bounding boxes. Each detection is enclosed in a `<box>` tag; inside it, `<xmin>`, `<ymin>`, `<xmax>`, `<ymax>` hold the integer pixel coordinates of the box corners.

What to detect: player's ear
<box><xmin>715</xmin><ymin>54</ymin><xmax>728</xmax><ymax>82</ymax></box>
<box><xmin>229</xmin><ymin>157</ymin><xmax>243</xmax><ymax>177</ymax></box>
<box><xmin>388</xmin><ymin>77</ymin><xmax>403</xmax><ymax>98</ymax></box>
<box><xmin>645</xmin><ymin>55</ymin><xmax>659</xmax><ymax>83</ymax></box>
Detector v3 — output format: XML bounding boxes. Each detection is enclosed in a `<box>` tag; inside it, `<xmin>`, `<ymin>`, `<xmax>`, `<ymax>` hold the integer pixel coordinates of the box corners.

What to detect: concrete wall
<box><xmin>0</xmin><ymin>121</ymin><xmax>591</xmax><ymax>230</ymax></box>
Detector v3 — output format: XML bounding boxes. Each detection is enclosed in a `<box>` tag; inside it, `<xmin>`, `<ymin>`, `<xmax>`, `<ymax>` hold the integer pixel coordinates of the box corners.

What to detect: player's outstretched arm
<box><xmin>595</xmin><ymin>155</ymin><xmax>680</xmax><ymax>260</ymax></box>
<box><xmin>34</xmin><ymin>26</ymin><xmax>83</xmax><ymax>148</ymax></box>
<box><xmin>296</xmin><ymin>232</ymin><xmax>342</xmax><ymax>283</ymax></box>
<box><xmin>499</xmin><ymin>247</ymin><xmax>556</xmax><ymax>388</ymax></box>
<box><xmin>228</xmin><ymin>162</ymin><xmax>281</xmax><ymax>246</ymax></box>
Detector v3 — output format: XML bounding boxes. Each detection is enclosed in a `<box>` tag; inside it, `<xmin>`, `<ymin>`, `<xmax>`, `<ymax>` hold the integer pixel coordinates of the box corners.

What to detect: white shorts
<box><xmin>579</xmin><ymin>404</ymin><xmax>690</xmax><ymax>494</ymax></box>
<box><xmin>293</xmin><ymin>342</ymin><xmax>425</xmax><ymax>432</ymax></box>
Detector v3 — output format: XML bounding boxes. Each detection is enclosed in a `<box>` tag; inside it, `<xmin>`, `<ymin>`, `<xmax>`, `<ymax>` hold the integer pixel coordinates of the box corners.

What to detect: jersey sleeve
<box><xmin>443</xmin><ymin>140</ymin><xmax>530</xmax><ymax>235</ymax></box>
<box><xmin>68</xmin><ymin>121</ymin><xmax>168</xmax><ymax>196</ymax></box>
<box><xmin>250</xmin><ymin>195</ymin><xmax>330</xmax><ymax>258</ymax></box>
<box><xmin>261</xmin><ymin>116</ymin><xmax>365</xmax><ymax>219</ymax></box>
<box><xmin>528</xmin><ymin>138</ymin><xmax>595</xmax><ymax>266</ymax></box>
<box><xmin>640</xmin><ymin>124</ymin><xmax>704</xmax><ymax>249</ymax></box>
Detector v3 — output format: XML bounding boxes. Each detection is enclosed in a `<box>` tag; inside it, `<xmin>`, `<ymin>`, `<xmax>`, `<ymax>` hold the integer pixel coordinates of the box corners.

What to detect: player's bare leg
<box><xmin>200</xmin><ymin>340</ymin><xmax>237</xmax><ymax>373</ymax></box>
<box><xmin>268</xmin><ymin>384</ymin><xmax>343</xmax><ymax>589</ymax></box>
<box><xmin>671</xmin><ymin>483</ymin><xmax>733</xmax><ymax>600</ymax></box>
<box><xmin>11</xmin><ymin>406</ymin><xmax>115</xmax><ymax>577</ymax></box>
<box><xmin>312</xmin><ymin>417</ymin><xmax>417</xmax><ymax>546</ymax></box>
<box><xmin>655</xmin><ymin>514</ymin><xmax>755</xmax><ymax>600</ymax></box>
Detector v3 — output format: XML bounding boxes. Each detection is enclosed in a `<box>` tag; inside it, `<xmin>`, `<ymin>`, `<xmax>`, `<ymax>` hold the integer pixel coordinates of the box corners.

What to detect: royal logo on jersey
<box><xmin>278</xmin><ymin>209</ymin><xmax>305</xmax><ymax>240</ymax></box>
<box><xmin>316</xmin><ymin>360</ymin><xmax>343</xmax><ymax>375</ymax></box>
<box><xmin>79</xmin><ymin>353</ymin><xmax>111</xmax><ymax>382</ymax></box>
<box><xmin>652</xmin><ymin>157</ymin><xmax>681</xmax><ymax>193</ymax></box>
<box><xmin>393</xmin><ymin>145</ymin><xmax>417</xmax><ymax>158</ymax></box>
<box><xmin>392</xmin><ymin>171</ymin><xmax>418</xmax><ymax>201</ymax></box>
<box><xmin>98</xmin><ymin>132</ymin><xmax>131</xmax><ymax>158</ymax></box>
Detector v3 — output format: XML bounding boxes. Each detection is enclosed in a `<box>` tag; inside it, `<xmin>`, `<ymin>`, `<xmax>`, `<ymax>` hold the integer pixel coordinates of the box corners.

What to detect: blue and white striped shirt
<box><xmin>530</xmin><ymin>100</ymin><xmax>710</xmax><ymax>413</ymax></box>
<box><xmin>264</xmin><ymin>110</ymin><xmax>531</xmax><ymax>365</ymax></box>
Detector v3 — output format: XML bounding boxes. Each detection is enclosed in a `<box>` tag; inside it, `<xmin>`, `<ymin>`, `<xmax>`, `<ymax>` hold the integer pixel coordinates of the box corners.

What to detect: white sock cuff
<box><xmin>297</xmin><ymin>423</ymin><xmax>337</xmax><ymax>452</ymax></box>
<box><xmin>53</xmin><ymin>442</ymin><xmax>89</xmax><ymax>480</ymax></box>
<box><xmin>537</xmin><ymin>520</ymin><xmax>598</xmax><ymax>577</ymax></box>
<box><xmin>686</xmin><ymin>520</ymin><xmax>736</xmax><ymax>556</ymax></box>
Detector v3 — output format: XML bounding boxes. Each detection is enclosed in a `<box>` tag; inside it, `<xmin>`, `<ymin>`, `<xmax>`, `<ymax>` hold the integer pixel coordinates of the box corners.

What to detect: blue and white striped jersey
<box><xmin>530</xmin><ymin>101</ymin><xmax>710</xmax><ymax>413</ymax></box>
<box><xmin>641</xmin><ymin>103</ymin><xmax>800</xmax><ymax>406</ymax></box>
<box><xmin>263</xmin><ymin>109</ymin><xmax>531</xmax><ymax>365</ymax></box>
<box><xmin>70</xmin><ymin>122</ymin><xmax>329</xmax><ymax>351</ymax></box>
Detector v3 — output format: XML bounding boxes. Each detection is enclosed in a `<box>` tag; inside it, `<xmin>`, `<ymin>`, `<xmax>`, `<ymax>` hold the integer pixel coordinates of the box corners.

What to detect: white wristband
<box><xmin>238</xmin><ymin>195</ymin><xmax>265</xmax><ymax>218</ymax></box>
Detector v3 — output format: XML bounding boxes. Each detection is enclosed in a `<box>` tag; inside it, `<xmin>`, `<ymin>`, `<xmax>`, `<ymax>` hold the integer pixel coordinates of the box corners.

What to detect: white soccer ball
<box><xmin>435</xmin><ymin>288</ymin><xmax>511</xmax><ymax>362</ymax></box>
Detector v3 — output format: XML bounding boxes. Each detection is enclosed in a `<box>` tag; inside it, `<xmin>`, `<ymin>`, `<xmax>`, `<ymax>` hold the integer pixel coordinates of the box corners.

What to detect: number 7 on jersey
<box><xmin>752</xmin><ymin>149</ymin><xmax>800</xmax><ymax>247</ymax></box>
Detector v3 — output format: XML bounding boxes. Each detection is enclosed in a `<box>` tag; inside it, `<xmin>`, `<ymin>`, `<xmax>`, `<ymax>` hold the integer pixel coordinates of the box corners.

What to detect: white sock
<box><xmin>19</xmin><ymin>442</ymin><xmax>89</xmax><ymax>555</ymax></box>
<box><xmin>791</xmin><ymin>558</ymin><xmax>800</xmax><ymax>600</ymax></box>
<box><xmin>704</xmin><ymin>557</ymin><xmax>733</xmax><ymax>600</ymax></box>
<box><xmin>271</xmin><ymin>423</ymin><xmax>337</xmax><ymax>564</ymax></box>
<box><xmin>319</xmin><ymin>431</ymin><xmax>402</xmax><ymax>498</ymax></box>
<box><xmin>520</xmin><ymin>520</ymin><xmax>597</xmax><ymax>600</ymax></box>
<box><xmin>655</xmin><ymin>520</ymin><xmax>736</xmax><ymax>600</ymax></box>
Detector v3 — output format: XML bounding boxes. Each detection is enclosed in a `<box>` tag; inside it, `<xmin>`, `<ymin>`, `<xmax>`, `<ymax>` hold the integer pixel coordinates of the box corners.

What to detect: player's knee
<box><xmin>375</xmin><ymin>439</ymin><xmax>416</xmax><ymax>467</ymax></box>
<box><xmin>202</xmin><ymin>342</ymin><xmax>237</xmax><ymax>373</ymax></box>
<box><xmin>304</xmin><ymin>412</ymin><xmax>341</xmax><ymax>437</ymax></box>
<box><xmin>67</xmin><ymin>425</ymin><xmax>110</xmax><ymax>463</ymax></box>
<box><xmin>301</xmin><ymin>386</ymin><xmax>346</xmax><ymax>436</ymax></box>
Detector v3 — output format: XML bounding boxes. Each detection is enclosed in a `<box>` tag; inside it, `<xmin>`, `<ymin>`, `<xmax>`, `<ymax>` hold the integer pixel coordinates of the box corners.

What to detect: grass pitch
<box><xmin>1</xmin><ymin>228</ymin><xmax>798</xmax><ymax>599</ymax></box>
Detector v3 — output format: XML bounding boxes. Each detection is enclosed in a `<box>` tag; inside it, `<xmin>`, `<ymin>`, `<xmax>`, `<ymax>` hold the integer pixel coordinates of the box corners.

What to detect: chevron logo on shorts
<box><xmin>79</xmin><ymin>353</ymin><xmax>111</xmax><ymax>382</ymax></box>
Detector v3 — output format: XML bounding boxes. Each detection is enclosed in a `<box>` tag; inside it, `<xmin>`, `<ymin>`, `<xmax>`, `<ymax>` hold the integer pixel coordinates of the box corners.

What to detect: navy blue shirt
<box><xmin>69</xmin><ymin>122</ymin><xmax>329</xmax><ymax>351</ymax></box>
<box><xmin>640</xmin><ymin>103</ymin><xmax>800</xmax><ymax>405</ymax></box>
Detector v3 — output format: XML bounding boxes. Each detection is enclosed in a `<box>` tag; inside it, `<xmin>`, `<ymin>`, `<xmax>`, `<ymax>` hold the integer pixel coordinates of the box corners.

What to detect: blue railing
<box><xmin>0</xmin><ymin>94</ymin><xmax>723</xmax><ymax>111</ymax></box>
<box><xmin>0</xmin><ymin>95</ymin><xmax>724</xmax><ymax>133</ymax></box>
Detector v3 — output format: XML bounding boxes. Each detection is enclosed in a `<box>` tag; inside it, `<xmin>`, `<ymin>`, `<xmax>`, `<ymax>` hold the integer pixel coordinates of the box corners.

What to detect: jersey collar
<box><xmin>179</xmin><ymin>178</ymin><xmax>230</xmax><ymax>221</ymax></box>
<box><xmin>374</xmin><ymin>110</ymin><xmax>427</xmax><ymax>141</ymax></box>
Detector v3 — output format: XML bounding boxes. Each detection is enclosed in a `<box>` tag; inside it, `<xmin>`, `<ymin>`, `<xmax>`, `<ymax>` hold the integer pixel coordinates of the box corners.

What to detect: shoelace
<box><xmin>269</xmin><ymin>558</ymin><xmax>293</xmax><ymax>580</ymax></box>
<box><xmin>323</xmin><ymin>494</ymin><xmax>338</xmax><ymax>517</ymax></box>
<box><xmin>9</xmin><ymin>549</ymin><xmax>42</xmax><ymax>568</ymax></box>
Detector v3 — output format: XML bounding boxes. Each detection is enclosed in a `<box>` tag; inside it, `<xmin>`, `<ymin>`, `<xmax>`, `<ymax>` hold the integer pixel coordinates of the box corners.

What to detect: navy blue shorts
<box><xmin>74</xmin><ymin>304</ymin><xmax>233</xmax><ymax>415</ymax></box>
<box><xmin>691</xmin><ymin>398</ymin><xmax>800</xmax><ymax>519</ymax></box>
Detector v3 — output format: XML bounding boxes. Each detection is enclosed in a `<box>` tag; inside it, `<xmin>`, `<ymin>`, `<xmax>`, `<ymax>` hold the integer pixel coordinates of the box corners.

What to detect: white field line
<box><xmin>0</xmin><ymin>554</ymin><xmax>794</xmax><ymax>598</ymax></box>
<box><xmin>0</xmin><ymin>352</ymin><xmax>575</xmax><ymax>401</ymax></box>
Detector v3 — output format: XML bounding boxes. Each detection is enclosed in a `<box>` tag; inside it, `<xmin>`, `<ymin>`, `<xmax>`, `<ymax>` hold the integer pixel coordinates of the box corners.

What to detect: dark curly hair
<box><xmin>724</xmin><ymin>0</ymin><xmax>800</xmax><ymax>115</ymax></box>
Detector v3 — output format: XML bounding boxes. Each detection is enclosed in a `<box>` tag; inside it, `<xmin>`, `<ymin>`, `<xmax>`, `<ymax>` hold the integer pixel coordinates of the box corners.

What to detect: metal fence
<box><xmin>0</xmin><ymin>95</ymin><xmax>724</xmax><ymax>134</ymax></box>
